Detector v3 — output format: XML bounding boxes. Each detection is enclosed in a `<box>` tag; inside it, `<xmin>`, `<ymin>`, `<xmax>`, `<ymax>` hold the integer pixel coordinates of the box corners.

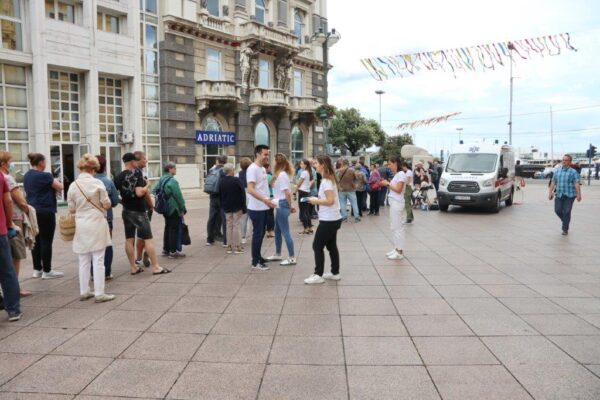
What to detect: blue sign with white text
<box><xmin>195</xmin><ymin>131</ymin><xmax>236</xmax><ymax>145</ymax></box>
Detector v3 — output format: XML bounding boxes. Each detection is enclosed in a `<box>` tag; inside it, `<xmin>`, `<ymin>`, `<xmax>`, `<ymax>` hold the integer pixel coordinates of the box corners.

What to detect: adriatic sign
<box><xmin>195</xmin><ymin>131</ymin><xmax>236</xmax><ymax>145</ymax></box>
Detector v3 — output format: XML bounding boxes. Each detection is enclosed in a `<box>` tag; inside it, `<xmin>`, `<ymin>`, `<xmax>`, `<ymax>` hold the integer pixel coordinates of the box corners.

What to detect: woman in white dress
<box><xmin>380</xmin><ymin>156</ymin><xmax>406</xmax><ymax>260</ymax></box>
<box><xmin>67</xmin><ymin>154</ymin><xmax>115</xmax><ymax>303</ymax></box>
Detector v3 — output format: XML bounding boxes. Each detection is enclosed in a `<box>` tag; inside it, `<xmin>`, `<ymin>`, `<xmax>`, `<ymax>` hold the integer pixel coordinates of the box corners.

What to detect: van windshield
<box><xmin>446</xmin><ymin>153</ymin><xmax>497</xmax><ymax>173</ymax></box>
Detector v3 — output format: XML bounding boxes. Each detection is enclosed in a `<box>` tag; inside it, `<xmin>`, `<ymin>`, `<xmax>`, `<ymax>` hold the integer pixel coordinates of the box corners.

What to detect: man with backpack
<box><xmin>205</xmin><ymin>155</ymin><xmax>227</xmax><ymax>246</ymax></box>
<box><xmin>154</xmin><ymin>162</ymin><xmax>186</xmax><ymax>258</ymax></box>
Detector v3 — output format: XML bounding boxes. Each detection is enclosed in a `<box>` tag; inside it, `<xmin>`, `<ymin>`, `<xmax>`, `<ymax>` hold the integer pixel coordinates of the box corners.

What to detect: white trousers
<box><xmin>78</xmin><ymin>250</ymin><xmax>105</xmax><ymax>296</ymax></box>
<box><xmin>389</xmin><ymin>197</ymin><xmax>406</xmax><ymax>250</ymax></box>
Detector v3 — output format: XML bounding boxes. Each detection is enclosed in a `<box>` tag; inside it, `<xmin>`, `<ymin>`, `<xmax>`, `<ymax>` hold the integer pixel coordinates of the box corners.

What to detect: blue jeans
<box><xmin>338</xmin><ymin>191</ymin><xmax>359</xmax><ymax>220</ymax></box>
<box><xmin>248</xmin><ymin>209</ymin><xmax>267</xmax><ymax>266</ymax></box>
<box><xmin>554</xmin><ymin>196</ymin><xmax>576</xmax><ymax>232</ymax></box>
<box><xmin>275</xmin><ymin>200</ymin><xmax>295</xmax><ymax>257</ymax></box>
<box><xmin>0</xmin><ymin>235</ymin><xmax>21</xmax><ymax>315</ymax></box>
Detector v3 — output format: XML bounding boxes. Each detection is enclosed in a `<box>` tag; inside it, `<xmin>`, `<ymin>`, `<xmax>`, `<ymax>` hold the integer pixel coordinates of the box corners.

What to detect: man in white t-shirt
<box><xmin>401</xmin><ymin>162</ymin><xmax>414</xmax><ymax>224</ymax></box>
<box><xmin>246</xmin><ymin>145</ymin><xmax>275</xmax><ymax>270</ymax></box>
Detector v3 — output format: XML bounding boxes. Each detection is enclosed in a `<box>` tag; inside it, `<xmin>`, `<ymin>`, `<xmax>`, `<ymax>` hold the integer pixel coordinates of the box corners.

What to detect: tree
<box><xmin>374</xmin><ymin>133</ymin><xmax>414</xmax><ymax>164</ymax></box>
<box><xmin>329</xmin><ymin>108</ymin><xmax>385</xmax><ymax>156</ymax></box>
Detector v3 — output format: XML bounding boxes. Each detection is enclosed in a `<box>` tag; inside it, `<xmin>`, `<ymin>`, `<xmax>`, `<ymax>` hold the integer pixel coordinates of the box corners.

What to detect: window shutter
<box><xmin>312</xmin><ymin>13</ymin><xmax>321</xmax><ymax>34</ymax></box>
<box><xmin>320</xmin><ymin>17</ymin><xmax>328</xmax><ymax>34</ymax></box>
<box><xmin>278</xmin><ymin>0</ymin><xmax>288</xmax><ymax>26</ymax></box>
<box><xmin>235</xmin><ymin>0</ymin><xmax>246</xmax><ymax>10</ymax></box>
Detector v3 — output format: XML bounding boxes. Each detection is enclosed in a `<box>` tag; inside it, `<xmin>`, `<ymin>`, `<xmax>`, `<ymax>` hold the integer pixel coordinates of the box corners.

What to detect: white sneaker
<box><xmin>42</xmin><ymin>271</ymin><xmax>64</xmax><ymax>279</ymax></box>
<box><xmin>95</xmin><ymin>294</ymin><xmax>116</xmax><ymax>303</ymax></box>
<box><xmin>387</xmin><ymin>251</ymin><xmax>405</xmax><ymax>260</ymax></box>
<box><xmin>304</xmin><ymin>274</ymin><xmax>325</xmax><ymax>284</ymax></box>
<box><xmin>266</xmin><ymin>255</ymin><xmax>282</xmax><ymax>261</ymax></box>
<box><xmin>252</xmin><ymin>263</ymin><xmax>270</xmax><ymax>272</ymax></box>
<box><xmin>80</xmin><ymin>292</ymin><xmax>95</xmax><ymax>301</ymax></box>
<box><xmin>323</xmin><ymin>273</ymin><xmax>341</xmax><ymax>281</ymax></box>
<box><xmin>241</xmin><ymin>238</ymin><xmax>247</xmax><ymax>244</ymax></box>
<box><xmin>385</xmin><ymin>250</ymin><xmax>396</xmax><ymax>257</ymax></box>
<box><xmin>280</xmin><ymin>258</ymin><xmax>297</xmax><ymax>266</ymax></box>
<box><xmin>32</xmin><ymin>270</ymin><xmax>42</xmax><ymax>278</ymax></box>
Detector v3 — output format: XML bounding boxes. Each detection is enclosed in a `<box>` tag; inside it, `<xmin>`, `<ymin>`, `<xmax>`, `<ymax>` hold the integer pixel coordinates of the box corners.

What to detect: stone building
<box><xmin>159</xmin><ymin>0</ymin><xmax>330</xmax><ymax>188</ymax></box>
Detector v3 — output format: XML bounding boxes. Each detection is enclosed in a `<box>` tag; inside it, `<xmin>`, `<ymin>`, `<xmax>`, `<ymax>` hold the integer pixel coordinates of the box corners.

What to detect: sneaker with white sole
<box><xmin>95</xmin><ymin>294</ymin><xmax>116</xmax><ymax>303</ymax></box>
<box><xmin>304</xmin><ymin>274</ymin><xmax>325</xmax><ymax>284</ymax></box>
<box><xmin>280</xmin><ymin>258</ymin><xmax>297</xmax><ymax>266</ymax></box>
<box><xmin>234</xmin><ymin>247</ymin><xmax>245</xmax><ymax>254</ymax></box>
<box><xmin>385</xmin><ymin>250</ymin><xmax>396</xmax><ymax>257</ymax></box>
<box><xmin>387</xmin><ymin>251</ymin><xmax>404</xmax><ymax>260</ymax></box>
<box><xmin>80</xmin><ymin>293</ymin><xmax>95</xmax><ymax>301</ymax></box>
<box><xmin>42</xmin><ymin>271</ymin><xmax>64</xmax><ymax>279</ymax></box>
<box><xmin>266</xmin><ymin>255</ymin><xmax>282</xmax><ymax>261</ymax></box>
<box><xmin>135</xmin><ymin>259</ymin><xmax>144</xmax><ymax>267</ymax></box>
<box><xmin>252</xmin><ymin>263</ymin><xmax>270</xmax><ymax>271</ymax></box>
<box><xmin>8</xmin><ymin>312</ymin><xmax>22</xmax><ymax>322</ymax></box>
<box><xmin>241</xmin><ymin>238</ymin><xmax>247</xmax><ymax>244</ymax></box>
<box><xmin>32</xmin><ymin>270</ymin><xmax>42</xmax><ymax>278</ymax></box>
<box><xmin>323</xmin><ymin>273</ymin><xmax>341</xmax><ymax>281</ymax></box>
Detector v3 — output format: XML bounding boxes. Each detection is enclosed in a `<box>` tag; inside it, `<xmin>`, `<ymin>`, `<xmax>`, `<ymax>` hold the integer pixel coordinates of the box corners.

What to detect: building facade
<box><xmin>0</xmin><ymin>0</ymin><xmax>328</xmax><ymax>192</ymax></box>
<box><xmin>159</xmin><ymin>0</ymin><xmax>329</xmax><ymax>188</ymax></box>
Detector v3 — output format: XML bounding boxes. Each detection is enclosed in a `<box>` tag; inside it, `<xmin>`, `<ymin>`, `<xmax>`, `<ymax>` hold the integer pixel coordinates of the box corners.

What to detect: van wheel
<box><xmin>491</xmin><ymin>193</ymin><xmax>501</xmax><ymax>213</ymax></box>
<box><xmin>439</xmin><ymin>203</ymin><xmax>449</xmax><ymax>212</ymax></box>
<box><xmin>505</xmin><ymin>188</ymin><xmax>514</xmax><ymax>206</ymax></box>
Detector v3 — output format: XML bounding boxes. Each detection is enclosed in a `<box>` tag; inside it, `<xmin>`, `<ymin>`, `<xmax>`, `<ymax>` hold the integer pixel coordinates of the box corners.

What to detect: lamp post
<box><xmin>312</xmin><ymin>28</ymin><xmax>341</xmax><ymax>153</ymax></box>
<box><xmin>456</xmin><ymin>127</ymin><xmax>463</xmax><ymax>143</ymax></box>
<box><xmin>375</xmin><ymin>90</ymin><xmax>385</xmax><ymax>131</ymax></box>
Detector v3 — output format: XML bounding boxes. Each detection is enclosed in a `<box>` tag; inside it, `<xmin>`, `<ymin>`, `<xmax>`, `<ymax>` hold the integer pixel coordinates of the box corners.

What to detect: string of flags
<box><xmin>361</xmin><ymin>32</ymin><xmax>577</xmax><ymax>80</ymax></box>
<box><xmin>397</xmin><ymin>112</ymin><xmax>462</xmax><ymax>130</ymax></box>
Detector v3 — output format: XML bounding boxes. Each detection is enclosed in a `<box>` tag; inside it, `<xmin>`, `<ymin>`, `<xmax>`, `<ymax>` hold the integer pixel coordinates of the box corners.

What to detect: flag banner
<box><xmin>397</xmin><ymin>112</ymin><xmax>462</xmax><ymax>130</ymax></box>
<box><xmin>361</xmin><ymin>33</ymin><xmax>577</xmax><ymax>80</ymax></box>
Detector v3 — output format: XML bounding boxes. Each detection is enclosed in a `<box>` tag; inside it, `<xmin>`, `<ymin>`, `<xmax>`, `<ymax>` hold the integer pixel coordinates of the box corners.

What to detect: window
<box><xmin>0</xmin><ymin>0</ymin><xmax>22</xmax><ymax>51</ymax></box>
<box><xmin>206</xmin><ymin>48</ymin><xmax>221</xmax><ymax>80</ymax></box>
<box><xmin>258</xmin><ymin>59</ymin><xmax>269</xmax><ymax>89</ymax></box>
<box><xmin>278</xmin><ymin>0</ymin><xmax>288</xmax><ymax>26</ymax></box>
<box><xmin>98</xmin><ymin>77</ymin><xmax>123</xmax><ymax>145</ymax></box>
<box><xmin>45</xmin><ymin>0</ymin><xmax>75</xmax><ymax>24</ymax></box>
<box><xmin>97</xmin><ymin>12</ymin><xmax>120</xmax><ymax>34</ymax></box>
<box><xmin>203</xmin><ymin>116</ymin><xmax>225</xmax><ymax>173</ymax></box>
<box><xmin>293</xmin><ymin>69</ymin><xmax>303</xmax><ymax>96</ymax></box>
<box><xmin>255</xmin><ymin>0</ymin><xmax>265</xmax><ymax>24</ymax></box>
<box><xmin>49</xmin><ymin>70</ymin><xmax>80</xmax><ymax>142</ymax></box>
<box><xmin>254</xmin><ymin>121</ymin><xmax>269</xmax><ymax>146</ymax></box>
<box><xmin>141</xmin><ymin>0</ymin><xmax>157</xmax><ymax>14</ymax></box>
<box><xmin>207</xmin><ymin>0</ymin><xmax>219</xmax><ymax>17</ymax></box>
<box><xmin>291</xmin><ymin>125</ymin><xmax>304</xmax><ymax>165</ymax></box>
<box><xmin>294</xmin><ymin>11</ymin><xmax>303</xmax><ymax>44</ymax></box>
<box><xmin>0</xmin><ymin>64</ymin><xmax>29</xmax><ymax>175</ymax></box>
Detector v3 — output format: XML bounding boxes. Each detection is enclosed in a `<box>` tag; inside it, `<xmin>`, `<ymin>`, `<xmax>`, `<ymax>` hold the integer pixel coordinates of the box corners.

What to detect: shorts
<box><xmin>136</xmin><ymin>209</ymin><xmax>153</xmax><ymax>239</ymax></box>
<box><xmin>123</xmin><ymin>210</ymin><xmax>153</xmax><ymax>240</ymax></box>
<box><xmin>9</xmin><ymin>221</ymin><xmax>27</xmax><ymax>260</ymax></box>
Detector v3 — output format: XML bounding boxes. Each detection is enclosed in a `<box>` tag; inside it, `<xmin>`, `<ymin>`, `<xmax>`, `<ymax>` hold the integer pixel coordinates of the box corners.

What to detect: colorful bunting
<box><xmin>397</xmin><ymin>112</ymin><xmax>462</xmax><ymax>130</ymax></box>
<box><xmin>361</xmin><ymin>33</ymin><xmax>577</xmax><ymax>80</ymax></box>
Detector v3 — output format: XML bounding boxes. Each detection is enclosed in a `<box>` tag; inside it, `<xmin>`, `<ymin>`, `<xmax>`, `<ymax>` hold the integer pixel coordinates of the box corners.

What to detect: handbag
<box><xmin>181</xmin><ymin>222</ymin><xmax>191</xmax><ymax>246</ymax></box>
<box><xmin>58</xmin><ymin>213</ymin><xmax>76</xmax><ymax>241</ymax></box>
<box><xmin>369</xmin><ymin>181</ymin><xmax>381</xmax><ymax>191</ymax></box>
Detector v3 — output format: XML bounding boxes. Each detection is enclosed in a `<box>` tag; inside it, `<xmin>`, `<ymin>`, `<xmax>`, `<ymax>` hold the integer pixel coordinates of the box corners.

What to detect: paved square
<box><xmin>1</xmin><ymin>182</ymin><xmax>600</xmax><ymax>399</ymax></box>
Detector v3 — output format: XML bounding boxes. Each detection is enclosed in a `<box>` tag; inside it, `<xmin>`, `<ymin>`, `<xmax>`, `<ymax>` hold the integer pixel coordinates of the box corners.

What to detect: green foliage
<box><xmin>329</xmin><ymin>108</ymin><xmax>386</xmax><ymax>156</ymax></box>
<box><xmin>374</xmin><ymin>133</ymin><xmax>414</xmax><ymax>164</ymax></box>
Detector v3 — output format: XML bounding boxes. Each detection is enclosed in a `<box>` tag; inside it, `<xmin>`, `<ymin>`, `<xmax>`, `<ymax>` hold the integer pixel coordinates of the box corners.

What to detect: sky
<box><xmin>326</xmin><ymin>0</ymin><xmax>600</xmax><ymax>158</ymax></box>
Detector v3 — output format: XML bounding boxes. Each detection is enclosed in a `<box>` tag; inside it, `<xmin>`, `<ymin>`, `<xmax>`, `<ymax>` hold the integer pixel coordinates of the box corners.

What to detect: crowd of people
<box><xmin>0</xmin><ymin>144</ymin><xmax>442</xmax><ymax>321</ymax></box>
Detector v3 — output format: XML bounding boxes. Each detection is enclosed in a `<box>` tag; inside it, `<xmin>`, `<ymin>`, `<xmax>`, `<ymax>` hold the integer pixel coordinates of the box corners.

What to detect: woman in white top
<box><xmin>266</xmin><ymin>154</ymin><xmax>297</xmax><ymax>266</ymax></box>
<box><xmin>380</xmin><ymin>156</ymin><xmax>406</xmax><ymax>260</ymax></box>
<box><xmin>66</xmin><ymin>154</ymin><xmax>115</xmax><ymax>303</ymax></box>
<box><xmin>304</xmin><ymin>155</ymin><xmax>342</xmax><ymax>284</ymax></box>
<box><xmin>296</xmin><ymin>159</ymin><xmax>314</xmax><ymax>234</ymax></box>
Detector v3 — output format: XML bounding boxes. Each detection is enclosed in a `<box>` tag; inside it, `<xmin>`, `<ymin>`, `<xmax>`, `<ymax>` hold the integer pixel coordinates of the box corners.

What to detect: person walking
<box><xmin>0</xmin><ymin>171</ymin><xmax>22</xmax><ymax>321</ymax></box>
<box><xmin>67</xmin><ymin>154</ymin><xmax>115</xmax><ymax>303</ymax></box>
<box><xmin>380</xmin><ymin>156</ymin><xmax>407</xmax><ymax>260</ymax></box>
<box><xmin>238</xmin><ymin>157</ymin><xmax>252</xmax><ymax>244</ymax></box>
<box><xmin>0</xmin><ymin>152</ymin><xmax>32</xmax><ymax>297</ymax></box>
<box><xmin>368</xmin><ymin>164</ymin><xmax>382</xmax><ymax>216</ymax></box>
<box><xmin>337</xmin><ymin>159</ymin><xmax>360</xmax><ymax>222</ymax></box>
<box><xmin>296</xmin><ymin>159</ymin><xmax>313</xmax><ymax>234</ymax></box>
<box><xmin>304</xmin><ymin>155</ymin><xmax>342</xmax><ymax>284</ymax></box>
<box><xmin>218</xmin><ymin>163</ymin><xmax>246</xmax><ymax>254</ymax></box>
<box><xmin>400</xmin><ymin>162</ymin><xmax>414</xmax><ymax>224</ymax></box>
<box><xmin>155</xmin><ymin>162</ymin><xmax>187</xmax><ymax>258</ymax></box>
<box><xmin>205</xmin><ymin>155</ymin><xmax>227</xmax><ymax>246</ymax></box>
<box><xmin>246</xmin><ymin>145</ymin><xmax>275</xmax><ymax>271</ymax></box>
<box><xmin>549</xmin><ymin>154</ymin><xmax>582</xmax><ymax>235</ymax></box>
<box><xmin>114</xmin><ymin>153</ymin><xmax>169</xmax><ymax>275</ymax></box>
<box><xmin>266</xmin><ymin>154</ymin><xmax>297</xmax><ymax>266</ymax></box>
<box><xmin>23</xmin><ymin>153</ymin><xmax>64</xmax><ymax>279</ymax></box>
<box><xmin>354</xmin><ymin>164</ymin><xmax>367</xmax><ymax>218</ymax></box>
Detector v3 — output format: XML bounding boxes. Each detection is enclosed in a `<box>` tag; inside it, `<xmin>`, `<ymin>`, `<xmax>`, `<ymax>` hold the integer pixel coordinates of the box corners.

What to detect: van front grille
<box><xmin>448</xmin><ymin>181</ymin><xmax>480</xmax><ymax>193</ymax></box>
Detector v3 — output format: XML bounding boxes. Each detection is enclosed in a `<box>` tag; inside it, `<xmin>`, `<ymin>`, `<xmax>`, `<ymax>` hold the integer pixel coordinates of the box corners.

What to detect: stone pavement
<box><xmin>1</xmin><ymin>181</ymin><xmax>600</xmax><ymax>399</ymax></box>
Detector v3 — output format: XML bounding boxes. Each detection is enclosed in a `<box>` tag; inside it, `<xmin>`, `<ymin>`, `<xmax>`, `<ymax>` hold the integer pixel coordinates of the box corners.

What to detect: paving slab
<box><xmin>347</xmin><ymin>366</ymin><xmax>440</xmax><ymax>400</ymax></box>
<box><xmin>258</xmin><ymin>365</ymin><xmax>347</xmax><ymax>400</ymax></box>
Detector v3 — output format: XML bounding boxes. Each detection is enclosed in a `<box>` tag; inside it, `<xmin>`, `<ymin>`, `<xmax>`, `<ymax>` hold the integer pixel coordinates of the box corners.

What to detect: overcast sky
<box><xmin>327</xmin><ymin>0</ymin><xmax>600</xmax><ymax>158</ymax></box>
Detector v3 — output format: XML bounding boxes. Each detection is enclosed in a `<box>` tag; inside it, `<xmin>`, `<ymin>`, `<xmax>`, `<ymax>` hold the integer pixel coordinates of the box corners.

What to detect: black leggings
<box><xmin>32</xmin><ymin>212</ymin><xmax>56</xmax><ymax>272</ymax></box>
<box><xmin>298</xmin><ymin>190</ymin><xmax>312</xmax><ymax>229</ymax></box>
<box><xmin>312</xmin><ymin>219</ymin><xmax>342</xmax><ymax>276</ymax></box>
<box><xmin>163</xmin><ymin>214</ymin><xmax>180</xmax><ymax>254</ymax></box>
<box><xmin>369</xmin><ymin>190</ymin><xmax>380</xmax><ymax>214</ymax></box>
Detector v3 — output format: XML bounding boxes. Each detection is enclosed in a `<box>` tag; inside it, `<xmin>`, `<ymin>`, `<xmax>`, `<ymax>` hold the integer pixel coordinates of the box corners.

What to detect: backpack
<box><xmin>154</xmin><ymin>176</ymin><xmax>173</xmax><ymax>215</ymax></box>
<box><xmin>204</xmin><ymin>167</ymin><xmax>221</xmax><ymax>194</ymax></box>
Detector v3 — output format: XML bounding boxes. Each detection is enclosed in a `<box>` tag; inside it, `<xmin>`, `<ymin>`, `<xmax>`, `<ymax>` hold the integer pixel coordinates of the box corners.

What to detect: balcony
<box><xmin>195</xmin><ymin>80</ymin><xmax>241</xmax><ymax>111</ymax></box>
<box><xmin>249</xmin><ymin>88</ymin><xmax>289</xmax><ymax>115</ymax></box>
<box><xmin>239</xmin><ymin>21</ymin><xmax>299</xmax><ymax>50</ymax></box>
<box><xmin>289</xmin><ymin>96</ymin><xmax>318</xmax><ymax>114</ymax></box>
<box><xmin>198</xmin><ymin>13</ymin><xmax>234</xmax><ymax>36</ymax></box>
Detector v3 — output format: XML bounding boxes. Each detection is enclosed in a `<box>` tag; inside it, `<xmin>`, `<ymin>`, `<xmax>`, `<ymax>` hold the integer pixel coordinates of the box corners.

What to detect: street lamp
<box><xmin>375</xmin><ymin>90</ymin><xmax>385</xmax><ymax>130</ymax></box>
<box><xmin>456</xmin><ymin>127</ymin><xmax>463</xmax><ymax>143</ymax></box>
<box><xmin>312</xmin><ymin>28</ymin><xmax>341</xmax><ymax>153</ymax></box>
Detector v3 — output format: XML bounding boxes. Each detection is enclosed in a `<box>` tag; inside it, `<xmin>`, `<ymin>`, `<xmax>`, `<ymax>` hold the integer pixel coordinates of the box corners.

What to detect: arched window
<box><xmin>203</xmin><ymin>116</ymin><xmax>225</xmax><ymax>173</ymax></box>
<box><xmin>291</xmin><ymin>125</ymin><xmax>304</xmax><ymax>165</ymax></box>
<box><xmin>255</xmin><ymin>121</ymin><xmax>269</xmax><ymax>146</ymax></box>
<box><xmin>294</xmin><ymin>11</ymin><xmax>303</xmax><ymax>44</ymax></box>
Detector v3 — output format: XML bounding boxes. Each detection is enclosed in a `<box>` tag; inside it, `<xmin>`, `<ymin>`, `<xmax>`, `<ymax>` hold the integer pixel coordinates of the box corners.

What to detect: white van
<box><xmin>437</xmin><ymin>143</ymin><xmax>515</xmax><ymax>212</ymax></box>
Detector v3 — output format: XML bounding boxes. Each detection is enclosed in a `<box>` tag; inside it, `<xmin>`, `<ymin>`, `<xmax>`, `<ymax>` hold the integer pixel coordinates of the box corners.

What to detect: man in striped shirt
<box><xmin>549</xmin><ymin>154</ymin><xmax>582</xmax><ymax>235</ymax></box>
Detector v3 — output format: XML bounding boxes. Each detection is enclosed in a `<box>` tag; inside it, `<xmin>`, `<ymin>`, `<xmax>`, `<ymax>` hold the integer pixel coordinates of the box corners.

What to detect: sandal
<box><xmin>130</xmin><ymin>267</ymin><xmax>143</xmax><ymax>275</ymax></box>
<box><xmin>152</xmin><ymin>268</ymin><xmax>171</xmax><ymax>275</ymax></box>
